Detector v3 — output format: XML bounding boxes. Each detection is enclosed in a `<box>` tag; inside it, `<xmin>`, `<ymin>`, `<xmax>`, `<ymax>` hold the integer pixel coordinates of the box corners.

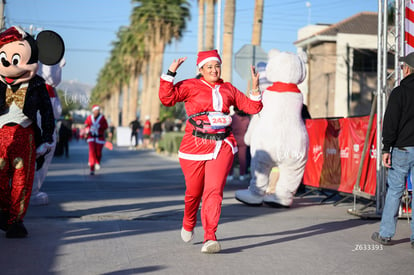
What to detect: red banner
<box><xmin>303</xmin><ymin>115</ymin><xmax>377</xmax><ymax>196</ymax></box>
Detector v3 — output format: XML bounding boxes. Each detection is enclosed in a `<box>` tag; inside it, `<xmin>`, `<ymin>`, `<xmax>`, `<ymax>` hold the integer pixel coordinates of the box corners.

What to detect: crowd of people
<box><xmin>128</xmin><ymin>115</ymin><xmax>185</xmax><ymax>150</ymax></box>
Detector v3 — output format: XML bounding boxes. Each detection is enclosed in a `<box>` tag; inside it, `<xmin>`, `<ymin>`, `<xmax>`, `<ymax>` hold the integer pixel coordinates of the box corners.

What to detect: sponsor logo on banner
<box><xmin>353</xmin><ymin>144</ymin><xmax>360</xmax><ymax>152</ymax></box>
<box><xmin>370</xmin><ymin>145</ymin><xmax>377</xmax><ymax>159</ymax></box>
<box><xmin>341</xmin><ymin>147</ymin><xmax>349</xmax><ymax>158</ymax></box>
<box><xmin>313</xmin><ymin>145</ymin><xmax>322</xmax><ymax>162</ymax></box>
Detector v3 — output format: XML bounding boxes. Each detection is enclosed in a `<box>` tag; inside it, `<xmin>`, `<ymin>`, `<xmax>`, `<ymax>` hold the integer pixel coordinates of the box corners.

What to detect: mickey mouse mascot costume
<box><xmin>0</xmin><ymin>26</ymin><xmax>64</xmax><ymax>238</ymax></box>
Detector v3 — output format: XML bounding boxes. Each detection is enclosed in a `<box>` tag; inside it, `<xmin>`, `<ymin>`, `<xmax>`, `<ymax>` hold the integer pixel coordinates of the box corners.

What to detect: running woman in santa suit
<box><xmin>84</xmin><ymin>105</ymin><xmax>108</xmax><ymax>175</ymax></box>
<box><xmin>159</xmin><ymin>49</ymin><xmax>263</xmax><ymax>253</ymax></box>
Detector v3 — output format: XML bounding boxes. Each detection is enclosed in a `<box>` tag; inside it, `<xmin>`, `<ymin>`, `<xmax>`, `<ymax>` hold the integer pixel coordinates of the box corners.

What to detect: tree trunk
<box><xmin>102</xmin><ymin>96</ymin><xmax>110</xmax><ymax>121</ymax></box>
<box><xmin>205</xmin><ymin>0</ymin><xmax>215</xmax><ymax>50</ymax></box>
<box><xmin>252</xmin><ymin>0</ymin><xmax>264</xmax><ymax>46</ymax></box>
<box><xmin>128</xmin><ymin>67</ymin><xmax>139</xmax><ymax>123</ymax></box>
<box><xmin>139</xmin><ymin>59</ymin><xmax>150</xmax><ymax>121</ymax></box>
<box><xmin>222</xmin><ymin>0</ymin><xmax>235</xmax><ymax>82</ymax></box>
<box><xmin>198</xmin><ymin>0</ymin><xmax>205</xmax><ymax>51</ymax></box>
<box><xmin>147</xmin><ymin>41</ymin><xmax>164</xmax><ymax>124</ymax></box>
<box><xmin>121</xmin><ymin>82</ymin><xmax>129</xmax><ymax>126</ymax></box>
<box><xmin>111</xmin><ymin>87</ymin><xmax>120</xmax><ymax>127</ymax></box>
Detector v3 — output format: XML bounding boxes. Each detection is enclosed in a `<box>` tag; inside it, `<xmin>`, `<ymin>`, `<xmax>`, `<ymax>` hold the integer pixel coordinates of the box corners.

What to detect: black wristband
<box><xmin>167</xmin><ymin>70</ymin><xmax>177</xmax><ymax>77</ymax></box>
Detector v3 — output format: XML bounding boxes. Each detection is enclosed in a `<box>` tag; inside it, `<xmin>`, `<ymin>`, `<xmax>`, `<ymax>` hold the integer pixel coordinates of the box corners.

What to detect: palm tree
<box><xmin>205</xmin><ymin>0</ymin><xmax>216</xmax><ymax>50</ymax></box>
<box><xmin>221</xmin><ymin>0</ymin><xmax>235</xmax><ymax>82</ymax></box>
<box><xmin>131</xmin><ymin>0</ymin><xmax>191</xmax><ymax>123</ymax></box>
<box><xmin>91</xmin><ymin>34</ymin><xmax>127</xmax><ymax>127</ymax></box>
<box><xmin>118</xmin><ymin>26</ymin><xmax>146</xmax><ymax>124</ymax></box>
<box><xmin>252</xmin><ymin>0</ymin><xmax>263</xmax><ymax>46</ymax></box>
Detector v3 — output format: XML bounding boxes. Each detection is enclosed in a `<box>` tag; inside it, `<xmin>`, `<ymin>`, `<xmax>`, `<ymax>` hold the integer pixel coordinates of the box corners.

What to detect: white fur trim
<box><xmin>249</xmin><ymin>92</ymin><xmax>262</xmax><ymax>101</ymax></box>
<box><xmin>92</xmin><ymin>106</ymin><xmax>100</xmax><ymax>111</ymax></box>
<box><xmin>161</xmin><ymin>74</ymin><xmax>174</xmax><ymax>82</ymax></box>
<box><xmin>87</xmin><ymin>138</ymin><xmax>106</xmax><ymax>144</ymax></box>
<box><xmin>178</xmin><ymin>138</ymin><xmax>237</xmax><ymax>161</ymax></box>
<box><xmin>224</xmin><ymin>139</ymin><xmax>238</xmax><ymax>154</ymax></box>
<box><xmin>178</xmin><ymin>151</ymin><xmax>215</xmax><ymax>161</ymax></box>
<box><xmin>212</xmin><ymin>85</ymin><xmax>223</xmax><ymax>111</ymax></box>
<box><xmin>198</xmin><ymin>57</ymin><xmax>221</xmax><ymax>68</ymax></box>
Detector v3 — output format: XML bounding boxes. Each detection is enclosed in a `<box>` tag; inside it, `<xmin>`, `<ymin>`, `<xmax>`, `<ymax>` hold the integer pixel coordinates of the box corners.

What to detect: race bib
<box><xmin>207</xmin><ymin>112</ymin><xmax>232</xmax><ymax>129</ymax></box>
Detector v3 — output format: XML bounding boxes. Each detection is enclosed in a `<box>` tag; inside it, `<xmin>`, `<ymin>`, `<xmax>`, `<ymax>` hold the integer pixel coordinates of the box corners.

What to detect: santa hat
<box><xmin>92</xmin><ymin>105</ymin><xmax>100</xmax><ymax>111</ymax></box>
<box><xmin>196</xmin><ymin>49</ymin><xmax>222</xmax><ymax>68</ymax></box>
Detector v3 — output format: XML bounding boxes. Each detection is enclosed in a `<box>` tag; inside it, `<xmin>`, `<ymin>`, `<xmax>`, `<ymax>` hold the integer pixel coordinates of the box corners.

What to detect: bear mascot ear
<box><xmin>36</xmin><ymin>30</ymin><xmax>65</xmax><ymax>65</ymax></box>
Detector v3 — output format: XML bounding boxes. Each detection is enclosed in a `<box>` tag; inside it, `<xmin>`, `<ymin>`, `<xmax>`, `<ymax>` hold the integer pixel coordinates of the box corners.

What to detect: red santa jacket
<box><xmin>159</xmin><ymin>74</ymin><xmax>262</xmax><ymax>160</ymax></box>
<box><xmin>84</xmin><ymin>113</ymin><xmax>108</xmax><ymax>144</ymax></box>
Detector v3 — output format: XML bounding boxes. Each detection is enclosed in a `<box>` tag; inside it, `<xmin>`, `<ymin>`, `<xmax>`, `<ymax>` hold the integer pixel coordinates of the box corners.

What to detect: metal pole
<box><xmin>382</xmin><ymin>0</ymin><xmax>388</xmax><ymax>115</ymax></box>
<box><xmin>395</xmin><ymin>0</ymin><xmax>401</xmax><ymax>86</ymax></box>
<box><xmin>401</xmin><ymin>0</ymin><xmax>406</xmax><ymax>58</ymax></box>
<box><xmin>376</xmin><ymin>0</ymin><xmax>385</xmax><ymax>215</ymax></box>
<box><xmin>216</xmin><ymin>0</ymin><xmax>221</xmax><ymax>52</ymax></box>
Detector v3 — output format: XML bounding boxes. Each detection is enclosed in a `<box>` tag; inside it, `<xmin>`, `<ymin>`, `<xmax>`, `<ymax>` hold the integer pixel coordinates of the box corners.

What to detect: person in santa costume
<box><xmin>159</xmin><ymin>49</ymin><xmax>262</xmax><ymax>253</ymax></box>
<box><xmin>0</xmin><ymin>26</ymin><xmax>64</xmax><ymax>238</ymax></box>
<box><xmin>31</xmin><ymin>59</ymin><xmax>65</xmax><ymax>206</ymax></box>
<box><xmin>235</xmin><ymin>49</ymin><xmax>309</xmax><ymax>208</ymax></box>
<box><xmin>84</xmin><ymin>105</ymin><xmax>108</xmax><ymax>175</ymax></box>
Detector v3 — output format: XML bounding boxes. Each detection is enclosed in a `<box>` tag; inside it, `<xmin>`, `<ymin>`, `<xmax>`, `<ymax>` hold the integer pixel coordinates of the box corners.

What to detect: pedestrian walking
<box><xmin>372</xmin><ymin>52</ymin><xmax>414</xmax><ymax>248</ymax></box>
<box><xmin>129</xmin><ymin>117</ymin><xmax>141</xmax><ymax>149</ymax></box>
<box><xmin>159</xmin><ymin>49</ymin><xmax>262</xmax><ymax>253</ymax></box>
<box><xmin>58</xmin><ymin>115</ymin><xmax>72</xmax><ymax>158</ymax></box>
<box><xmin>31</xmin><ymin>60</ymin><xmax>65</xmax><ymax>206</ymax></box>
<box><xmin>84</xmin><ymin>105</ymin><xmax>108</xmax><ymax>175</ymax></box>
<box><xmin>152</xmin><ymin>117</ymin><xmax>163</xmax><ymax>149</ymax></box>
<box><xmin>143</xmin><ymin>116</ymin><xmax>152</xmax><ymax>148</ymax></box>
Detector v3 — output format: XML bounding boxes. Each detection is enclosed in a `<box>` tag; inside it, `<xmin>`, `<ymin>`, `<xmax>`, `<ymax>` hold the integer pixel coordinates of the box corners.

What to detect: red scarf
<box><xmin>267</xmin><ymin>82</ymin><xmax>301</xmax><ymax>93</ymax></box>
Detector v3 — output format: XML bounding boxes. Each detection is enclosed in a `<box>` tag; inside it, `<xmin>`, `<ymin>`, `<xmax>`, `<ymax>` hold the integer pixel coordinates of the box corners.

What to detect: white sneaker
<box><xmin>181</xmin><ymin>227</ymin><xmax>194</xmax><ymax>243</ymax></box>
<box><xmin>235</xmin><ymin>189</ymin><xmax>264</xmax><ymax>206</ymax></box>
<box><xmin>239</xmin><ymin>175</ymin><xmax>246</xmax><ymax>181</ymax></box>
<box><xmin>227</xmin><ymin>175</ymin><xmax>234</xmax><ymax>182</ymax></box>
<box><xmin>94</xmin><ymin>163</ymin><xmax>101</xmax><ymax>171</ymax></box>
<box><xmin>263</xmin><ymin>194</ymin><xmax>290</xmax><ymax>208</ymax></box>
<box><xmin>201</xmin><ymin>240</ymin><xmax>221</xmax><ymax>253</ymax></box>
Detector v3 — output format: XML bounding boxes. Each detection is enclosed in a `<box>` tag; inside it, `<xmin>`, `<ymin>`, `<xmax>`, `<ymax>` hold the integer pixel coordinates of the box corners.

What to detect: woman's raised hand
<box><xmin>169</xmin><ymin>57</ymin><xmax>187</xmax><ymax>73</ymax></box>
<box><xmin>250</xmin><ymin>65</ymin><xmax>260</xmax><ymax>95</ymax></box>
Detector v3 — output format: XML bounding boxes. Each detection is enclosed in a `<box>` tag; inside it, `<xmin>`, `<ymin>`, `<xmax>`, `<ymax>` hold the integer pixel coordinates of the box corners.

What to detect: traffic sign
<box><xmin>234</xmin><ymin>44</ymin><xmax>267</xmax><ymax>80</ymax></box>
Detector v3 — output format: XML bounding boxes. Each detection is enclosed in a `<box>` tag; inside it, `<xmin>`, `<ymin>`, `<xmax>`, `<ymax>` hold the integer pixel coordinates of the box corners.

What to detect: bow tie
<box><xmin>6</xmin><ymin>87</ymin><xmax>26</xmax><ymax>109</ymax></box>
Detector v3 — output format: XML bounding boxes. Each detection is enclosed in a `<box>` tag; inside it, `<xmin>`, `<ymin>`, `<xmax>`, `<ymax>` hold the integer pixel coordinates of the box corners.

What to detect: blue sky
<box><xmin>4</xmin><ymin>0</ymin><xmax>378</xmax><ymax>91</ymax></box>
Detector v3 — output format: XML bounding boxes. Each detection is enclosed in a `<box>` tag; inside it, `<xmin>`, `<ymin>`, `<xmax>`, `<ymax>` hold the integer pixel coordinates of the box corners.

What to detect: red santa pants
<box><xmin>0</xmin><ymin>124</ymin><xmax>36</xmax><ymax>224</ymax></box>
<box><xmin>88</xmin><ymin>141</ymin><xmax>104</xmax><ymax>171</ymax></box>
<box><xmin>179</xmin><ymin>143</ymin><xmax>234</xmax><ymax>242</ymax></box>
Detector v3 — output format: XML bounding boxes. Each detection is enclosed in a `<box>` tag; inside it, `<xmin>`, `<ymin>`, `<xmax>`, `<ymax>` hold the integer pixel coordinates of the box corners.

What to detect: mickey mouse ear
<box><xmin>36</xmin><ymin>30</ymin><xmax>65</xmax><ymax>65</ymax></box>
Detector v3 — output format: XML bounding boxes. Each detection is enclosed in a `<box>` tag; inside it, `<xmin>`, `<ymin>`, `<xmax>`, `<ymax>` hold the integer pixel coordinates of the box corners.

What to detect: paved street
<box><xmin>0</xmin><ymin>141</ymin><xmax>412</xmax><ymax>275</ymax></box>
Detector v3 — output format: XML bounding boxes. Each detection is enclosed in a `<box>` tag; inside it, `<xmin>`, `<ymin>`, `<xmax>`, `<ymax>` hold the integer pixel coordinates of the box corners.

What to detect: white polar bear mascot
<box><xmin>30</xmin><ymin>59</ymin><xmax>65</xmax><ymax>205</ymax></box>
<box><xmin>235</xmin><ymin>50</ymin><xmax>309</xmax><ymax>208</ymax></box>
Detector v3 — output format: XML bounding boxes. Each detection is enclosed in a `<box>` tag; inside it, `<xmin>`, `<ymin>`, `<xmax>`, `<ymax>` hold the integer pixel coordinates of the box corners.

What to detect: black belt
<box><xmin>192</xmin><ymin>129</ymin><xmax>231</xmax><ymax>141</ymax></box>
<box><xmin>188</xmin><ymin>111</ymin><xmax>230</xmax><ymax>129</ymax></box>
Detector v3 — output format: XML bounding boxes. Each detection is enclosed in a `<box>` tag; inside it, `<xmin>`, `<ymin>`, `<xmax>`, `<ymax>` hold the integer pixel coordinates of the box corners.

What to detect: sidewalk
<box><xmin>0</xmin><ymin>141</ymin><xmax>413</xmax><ymax>275</ymax></box>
